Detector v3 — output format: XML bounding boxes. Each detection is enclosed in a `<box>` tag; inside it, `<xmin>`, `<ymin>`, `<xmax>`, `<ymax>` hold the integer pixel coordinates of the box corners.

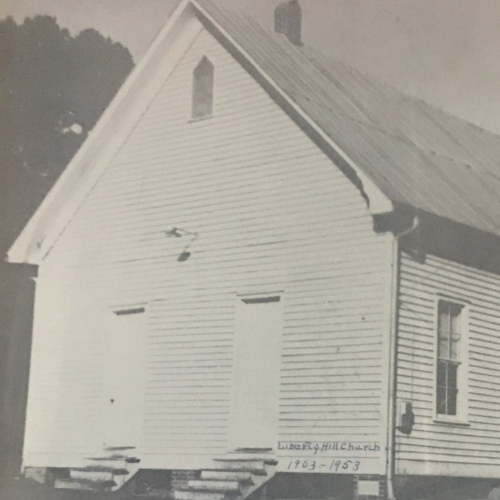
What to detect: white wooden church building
<box><xmin>8</xmin><ymin>1</ymin><xmax>500</xmax><ymax>499</ymax></box>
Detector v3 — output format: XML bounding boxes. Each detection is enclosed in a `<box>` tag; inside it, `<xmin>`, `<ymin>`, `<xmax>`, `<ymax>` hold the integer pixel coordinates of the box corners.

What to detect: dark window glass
<box><xmin>192</xmin><ymin>57</ymin><xmax>214</xmax><ymax>119</ymax></box>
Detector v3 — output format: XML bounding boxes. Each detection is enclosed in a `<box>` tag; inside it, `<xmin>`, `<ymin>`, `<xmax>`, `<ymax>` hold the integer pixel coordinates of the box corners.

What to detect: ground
<box><xmin>0</xmin><ymin>473</ymin><xmax>495</xmax><ymax>500</ymax></box>
<box><xmin>0</xmin><ymin>476</ymin><xmax>138</xmax><ymax>500</ymax></box>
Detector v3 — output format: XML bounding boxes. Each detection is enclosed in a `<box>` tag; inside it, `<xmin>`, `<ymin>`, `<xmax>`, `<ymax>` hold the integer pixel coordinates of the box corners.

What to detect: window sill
<box><xmin>433</xmin><ymin>418</ymin><xmax>470</xmax><ymax>428</ymax></box>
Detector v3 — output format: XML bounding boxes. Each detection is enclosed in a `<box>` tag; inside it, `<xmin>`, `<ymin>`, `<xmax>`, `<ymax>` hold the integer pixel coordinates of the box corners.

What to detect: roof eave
<box><xmin>6</xmin><ymin>0</ymin><xmax>198</xmax><ymax>265</ymax></box>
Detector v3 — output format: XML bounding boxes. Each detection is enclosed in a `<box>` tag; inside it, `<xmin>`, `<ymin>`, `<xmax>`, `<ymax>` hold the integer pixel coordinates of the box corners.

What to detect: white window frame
<box><xmin>433</xmin><ymin>295</ymin><xmax>469</xmax><ymax>425</ymax></box>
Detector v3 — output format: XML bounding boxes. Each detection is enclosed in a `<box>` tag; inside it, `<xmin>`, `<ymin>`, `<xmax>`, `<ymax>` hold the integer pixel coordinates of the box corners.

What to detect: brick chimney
<box><xmin>274</xmin><ymin>1</ymin><xmax>302</xmax><ymax>46</ymax></box>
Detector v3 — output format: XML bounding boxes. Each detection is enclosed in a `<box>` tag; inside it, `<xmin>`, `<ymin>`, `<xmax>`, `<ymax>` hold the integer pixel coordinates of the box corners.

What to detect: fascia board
<box><xmin>7</xmin><ymin>0</ymin><xmax>200</xmax><ymax>264</ymax></box>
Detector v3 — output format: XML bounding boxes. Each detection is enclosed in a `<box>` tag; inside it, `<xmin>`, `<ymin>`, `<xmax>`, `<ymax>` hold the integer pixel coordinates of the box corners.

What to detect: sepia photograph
<box><xmin>1</xmin><ymin>1</ymin><xmax>500</xmax><ymax>500</ymax></box>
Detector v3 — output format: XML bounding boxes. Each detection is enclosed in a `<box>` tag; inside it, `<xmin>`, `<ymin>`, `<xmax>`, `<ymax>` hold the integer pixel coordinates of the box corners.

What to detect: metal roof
<box><xmin>197</xmin><ymin>0</ymin><xmax>500</xmax><ymax>235</ymax></box>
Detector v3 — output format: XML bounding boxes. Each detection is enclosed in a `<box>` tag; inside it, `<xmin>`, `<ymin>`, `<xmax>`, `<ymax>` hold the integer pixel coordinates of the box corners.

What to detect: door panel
<box><xmin>105</xmin><ymin>308</ymin><xmax>147</xmax><ymax>448</ymax></box>
<box><xmin>230</xmin><ymin>296</ymin><xmax>283</xmax><ymax>449</ymax></box>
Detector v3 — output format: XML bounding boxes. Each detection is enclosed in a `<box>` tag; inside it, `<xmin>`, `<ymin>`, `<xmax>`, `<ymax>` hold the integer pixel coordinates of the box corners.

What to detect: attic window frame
<box><xmin>191</xmin><ymin>56</ymin><xmax>215</xmax><ymax>121</ymax></box>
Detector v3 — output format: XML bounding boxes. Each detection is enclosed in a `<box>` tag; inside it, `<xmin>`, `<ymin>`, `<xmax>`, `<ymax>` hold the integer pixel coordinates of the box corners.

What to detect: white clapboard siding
<box><xmin>23</xmin><ymin>27</ymin><xmax>391</xmax><ymax>471</ymax></box>
<box><xmin>396</xmin><ymin>250</ymin><xmax>500</xmax><ymax>476</ymax></box>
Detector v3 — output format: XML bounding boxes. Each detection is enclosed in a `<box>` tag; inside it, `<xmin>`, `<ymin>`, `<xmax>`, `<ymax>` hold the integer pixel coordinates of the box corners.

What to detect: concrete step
<box><xmin>231</xmin><ymin>448</ymin><xmax>273</xmax><ymax>454</ymax></box>
<box><xmin>85</xmin><ymin>458</ymin><xmax>127</xmax><ymax>469</ymax></box>
<box><xmin>105</xmin><ymin>446</ymin><xmax>136</xmax><ymax>452</ymax></box>
<box><xmin>214</xmin><ymin>457</ymin><xmax>277</xmax><ymax>467</ymax></box>
<box><xmin>87</xmin><ymin>453</ymin><xmax>138</xmax><ymax>462</ymax></box>
<box><xmin>200</xmin><ymin>471</ymin><xmax>254</xmax><ymax>483</ymax></box>
<box><xmin>85</xmin><ymin>453</ymin><xmax>139</xmax><ymax>469</ymax></box>
<box><xmin>225</xmin><ymin>450</ymin><xmax>275</xmax><ymax>461</ymax></box>
<box><xmin>69</xmin><ymin>466</ymin><xmax>130</xmax><ymax>483</ymax></box>
<box><xmin>136</xmin><ymin>489</ymin><xmax>172</xmax><ymax>499</ymax></box>
<box><xmin>54</xmin><ymin>479</ymin><xmax>95</xmax><ymax>491</ymax></box>
<box><xmin>70</xmin><ymin>469</ymin><xmax>114</xmax><ymax>482</ymax></box>
<box><xmin>73</xmin><ymin>465</ymin><xmax>130</xmax><ymax>475</ymax></box>
<box><xmin>205</xmin><ymin>466</ymin><xmax>267</xmax><ymax>476</ymax></box>
<box><xmin>188</xmin><ymin>480</ymin><xmax>240</xmax><ymax>492</ymax></box>
<box><xmin>174</xmin><ymin>489</ymin><xmax>226</xmax><ymax>500</ymax></box>
<box><xmin>216</xmin><ymin>455</ymin><xmax>276</xmax><ymax>464</ymax></box>
<box><xmin>54</xmin><ymin>477</ymin><xmax>116</xmax><ymax>491</ymax></box>
<box><xmin>212</xmin><ymin>459</ymin><xmax>269</xmax><ymax>473</ymax></box>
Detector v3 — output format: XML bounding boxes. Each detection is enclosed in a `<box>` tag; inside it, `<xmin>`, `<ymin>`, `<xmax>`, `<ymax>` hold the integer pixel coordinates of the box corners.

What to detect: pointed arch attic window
<box><xmin>192</xmin><ymin>57</ymin><xmax>214</xmax><ymax>119</ymax></box>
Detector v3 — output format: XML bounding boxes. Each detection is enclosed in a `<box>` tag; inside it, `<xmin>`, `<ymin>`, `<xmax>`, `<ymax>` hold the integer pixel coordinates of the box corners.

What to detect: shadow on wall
<box><xmin>0</xmin><ymin>263</ymin><xmax>37</xmax><ymax>484</ymax></box>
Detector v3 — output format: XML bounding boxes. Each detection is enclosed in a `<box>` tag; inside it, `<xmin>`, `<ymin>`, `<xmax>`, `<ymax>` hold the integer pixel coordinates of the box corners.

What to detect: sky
<box><xmin>2</xmin><ymin>0</ymin><xmax>500</xmax><ymax>134</ymax></box>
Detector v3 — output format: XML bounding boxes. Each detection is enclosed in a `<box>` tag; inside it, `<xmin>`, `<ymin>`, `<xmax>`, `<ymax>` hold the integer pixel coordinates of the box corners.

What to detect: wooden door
<box><xmin>230</xmin><ymin>295</ymin><xmax>283</xmax><ymax>450</ymax></box>
<box><xmin>105</xmin><ymin>307</ymin><xmax>147</xmax><ymax>448</ymax></box>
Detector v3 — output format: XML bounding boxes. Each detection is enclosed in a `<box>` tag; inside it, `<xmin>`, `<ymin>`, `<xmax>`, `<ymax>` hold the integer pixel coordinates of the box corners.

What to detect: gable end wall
<box><xmin>23</xmin><ymin>27</ymin><xmax>392</xmax><ymax>473</ymax></box>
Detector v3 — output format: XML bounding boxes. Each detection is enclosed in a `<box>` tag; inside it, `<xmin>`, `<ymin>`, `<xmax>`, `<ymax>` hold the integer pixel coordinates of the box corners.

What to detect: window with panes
<box><xmin>436</xmin><ymin>301</ymin><xmax>463</xmax><ymax>416</ymax></box>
